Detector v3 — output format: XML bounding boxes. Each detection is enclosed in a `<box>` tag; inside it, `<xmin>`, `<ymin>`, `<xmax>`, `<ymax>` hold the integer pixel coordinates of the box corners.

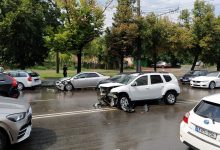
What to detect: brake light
<box><xmin>7</xmin><ymin>75</ymin><xmax>17</xmax><ymax>87</ymax></box>
<box><xmin>28</xmin><ymin>76</ymin><xmax>32</xmax><ymax>81</ymax></box>
<box><xmin>183</xmin><ymin>112</ymin><xmax>190</xmax><ymax>124</ymax></box>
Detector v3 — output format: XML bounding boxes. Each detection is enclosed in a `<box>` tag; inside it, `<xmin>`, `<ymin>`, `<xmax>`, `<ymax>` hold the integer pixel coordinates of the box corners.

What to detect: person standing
<box><xmin>63</xmin><ymin>64</ymin><xmax>68</xmax><ymax>77</ymax></box>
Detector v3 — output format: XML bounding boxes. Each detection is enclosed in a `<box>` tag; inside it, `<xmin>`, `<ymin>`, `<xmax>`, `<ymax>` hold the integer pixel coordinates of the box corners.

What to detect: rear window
<box><xmin>194</xmin><ymin>100</ymin><xmax>220</xmax><ymax>123</ymax></box>
<box><xmin>28</xmin><ymin>72</ymin><xmax>39</xmax><ymax>77</ymax></box>
<box><xmin>163</xmin><ymin>75</ymin><xmax>172</xmax><ymax>82</ymax></box>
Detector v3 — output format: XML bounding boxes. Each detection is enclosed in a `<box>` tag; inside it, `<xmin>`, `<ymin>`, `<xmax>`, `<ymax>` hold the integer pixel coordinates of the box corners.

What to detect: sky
<box><xmin>97</xmin><ymin>0</ymin><xmax>220</xmax><ymax>28</ymax></box>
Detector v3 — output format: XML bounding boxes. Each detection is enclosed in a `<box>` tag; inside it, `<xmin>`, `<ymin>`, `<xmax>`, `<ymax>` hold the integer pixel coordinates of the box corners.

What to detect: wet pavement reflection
<box><xmin>12</xmin><ymin>84</ymin><xmax>220</xmax><ymax>150</ymax></box>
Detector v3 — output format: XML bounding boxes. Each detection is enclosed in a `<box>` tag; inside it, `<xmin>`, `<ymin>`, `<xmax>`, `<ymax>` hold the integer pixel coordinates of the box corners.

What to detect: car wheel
<box><xmin>118</xmin><ymin>94</ymin><xmax>131</xmax><ymax>111</ymax></box>
<box><xmin>17</xmin><ymin>82</ymin><xmax>24</xmax><ymax>91</ymax></box>
<box><xmin>0</xmin><ymin>130</ymin><xmax>9</xmax><ymax>150</ymax></box>
<box><xmin>164</xmin><ymin>91</ymin><xmax>176</xmax><ymax>105</ymax></box>
<box><xmin>65</xmin><ymin>83</ymin><xmax>73</xmax><ymax>91</ymax></box>
<box><xmin>209</xmin><ymin>81</ymin><xmax>216</xmax><ymax>89</ymax></box>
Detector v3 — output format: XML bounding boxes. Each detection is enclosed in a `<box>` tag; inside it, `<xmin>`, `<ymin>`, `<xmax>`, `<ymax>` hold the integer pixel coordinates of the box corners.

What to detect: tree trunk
<box><xmin>120</xmin><ymin>54</ymin><xmax>124</xmax><ymax>73</ymax></box>
<box><xmin>217</xmin><ymin>62</ymin><xmax>220</xmax><ymax>71</ymax></box>
<box><xmin>191</xmin><ymin>53</ymin><xmax>199</xmax><ymax>71</ymax></box>
<box><xmin>56</xmin><ymin>51</ymin><xmax>59</xmax><ymax>73</ymax></box>
<box><xmin>153</xmin><ymin>49</ymin><xmax>157</xmax><ymax>72</ymax></box>
<box><xmin>77</xmin><ymin>49</ymin><xmax>82</xmax><ymax>73</ymax></box>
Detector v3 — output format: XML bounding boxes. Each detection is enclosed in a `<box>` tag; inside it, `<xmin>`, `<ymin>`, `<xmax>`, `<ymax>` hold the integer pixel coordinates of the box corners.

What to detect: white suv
<box><xmin>8</xmin><ymin>70</ymin><xmax>41</xmax><ymax>90</ymax></box>
<box><xmin>98</xmin><ymin>72</ymin><xmax>180</xmax><ymax>112</ymax></box>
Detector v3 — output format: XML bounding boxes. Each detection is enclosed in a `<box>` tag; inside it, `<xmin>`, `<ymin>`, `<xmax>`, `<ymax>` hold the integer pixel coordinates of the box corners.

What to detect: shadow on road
<box><xmin>10</xmin><ymin>127</ymin><xmax>57</xmax><ymax>150</ymax></box>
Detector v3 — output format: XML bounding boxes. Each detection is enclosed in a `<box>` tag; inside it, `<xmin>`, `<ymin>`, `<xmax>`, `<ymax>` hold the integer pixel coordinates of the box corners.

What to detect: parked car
<box><xmin>56</xmin><ymin>72</ymin><xmax>110</xmax><ymax>91</ymax></box>
<box><xmin>98</xmin><ymin>72</ymin><xmax>180</xmax><ymax>112</ymax></box>
<box><xmin>0</xmin><ymin>73</ymin><xmax>19</xmax><ymax>98</ymax></box>
<box><xmin>190</xmin><ymin>71</ymin><xmax>220</xmax><ymax>89</ymax></box>
<box><xmin>0</xmin><ymin>96</ymin><xmax>32</xmax><ymax>150</ymax></box>
<box><xmin>180</xmin><ymin>70</ymin><xmax>209</xmax><ymax>83</ymax></box>
<box><xmin>7</xmin><ymin>70</ymin><xmax>41</xmax><ymax>91</ymax></box>
<box><xmin>156</xmin><ymin>61</ymin><xmax>172</xmax><ymax>68</ymax></box>
<box><xmin>180</xmin><ymin>93</ymin><xmax>220</xmax><ymax>150</ymax></box>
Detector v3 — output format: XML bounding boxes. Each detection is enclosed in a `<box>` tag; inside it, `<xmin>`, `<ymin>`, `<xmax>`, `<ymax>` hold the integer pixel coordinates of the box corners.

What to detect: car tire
<box><xmin>209</xmin><ymin>81</ymin><xmax>216</xmax><ymax>89</ymax></box>
<box><xmin>17</xmin><ymin>82</ymin><xmax>24</xmax><ymax>91</ymax></box>
<box><xmin>117</xmin><ymin>94</ymin><xmax>131</xmax><ymax>112</ymax></box>
<box><xmin>65</xmin><ymin>83</ymin><xmax>73</xmax><ymax>91</ymax></box>
<box><xmin>0</xmin><ymin>130</ymin><xmax>9</xmax><ymax>150</ymax></box>
<box><xmin>164</xmin><ymin>91</ymin><xmax>176</xmax><ymax>105</ymax></box>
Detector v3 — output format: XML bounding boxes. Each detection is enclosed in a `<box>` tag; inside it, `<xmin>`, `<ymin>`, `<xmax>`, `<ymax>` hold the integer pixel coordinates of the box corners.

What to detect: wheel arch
<box><xmin>163</xmin><ymin>89</ymin><xmax>178</xmax><ymax>97</ymax></box>
<box><xmin>0</xmin><ymin>125</ymin><xmax>11</xmax><ymax>144</ymax></box>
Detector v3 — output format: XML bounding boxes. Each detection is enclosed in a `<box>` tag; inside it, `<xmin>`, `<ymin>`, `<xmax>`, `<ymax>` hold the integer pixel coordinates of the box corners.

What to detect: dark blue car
<box><xmin>180</xmin><ymin>70</ymin><xmax>209</xmax><ymax>84</ymax></box>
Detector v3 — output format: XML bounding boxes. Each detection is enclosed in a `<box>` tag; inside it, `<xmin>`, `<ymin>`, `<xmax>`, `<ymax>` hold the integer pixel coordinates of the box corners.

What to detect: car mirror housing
<box><xmin>131</xmin><ymin>81</ymin><xmax>137</xmax><ymax>87</ymax></box>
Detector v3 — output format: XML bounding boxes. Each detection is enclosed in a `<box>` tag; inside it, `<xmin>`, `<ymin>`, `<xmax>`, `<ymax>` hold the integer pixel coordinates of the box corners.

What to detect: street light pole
<box><xmin>136</xmin><ymin>0</ymin><xmax>142</xmax><ymax>73</ymax></box>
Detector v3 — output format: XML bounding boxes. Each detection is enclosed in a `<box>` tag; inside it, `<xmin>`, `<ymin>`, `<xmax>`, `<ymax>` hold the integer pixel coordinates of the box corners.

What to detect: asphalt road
<box><xmin>11</xmin><ymin>84</ymin><xmax>220</xmax><ymax>150</ymax></box>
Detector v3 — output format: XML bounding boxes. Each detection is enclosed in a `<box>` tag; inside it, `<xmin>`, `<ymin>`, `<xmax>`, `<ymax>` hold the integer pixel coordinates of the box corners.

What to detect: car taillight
<box><xmin>7</xmin><ymin>75</ymin><xmax>17</xmax><ymax>87</ymax></box>
<box><xmin>183</xmin><ymin>112</ymin><xmax>190</xmax><ymax>124</ymax></box>
<box><xmin>28</xmin><ymin>76</ymin><xmax>32</xmax><ymax>81</ymax></box>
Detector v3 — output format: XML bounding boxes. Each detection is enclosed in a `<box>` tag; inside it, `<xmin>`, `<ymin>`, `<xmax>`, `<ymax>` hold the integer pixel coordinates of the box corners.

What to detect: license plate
<box><xmin>195</xmin><ymin>126</ymin><xmax>217</xmax><ymax>139</ymax></box>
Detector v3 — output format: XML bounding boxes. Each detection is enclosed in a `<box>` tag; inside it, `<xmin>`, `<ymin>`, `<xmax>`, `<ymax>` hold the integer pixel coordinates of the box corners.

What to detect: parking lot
<box><xmin>11</xmin><ymin>84</ymin><xmax>220</xmax><ymax>150</ymax></box>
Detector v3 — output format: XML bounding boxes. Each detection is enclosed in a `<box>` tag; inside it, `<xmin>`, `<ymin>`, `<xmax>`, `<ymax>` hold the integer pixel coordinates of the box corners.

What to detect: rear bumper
<box><xmin>180</xmin><ymin>122</ymin><xmax>220</xmax><ymax>150</ymax></box>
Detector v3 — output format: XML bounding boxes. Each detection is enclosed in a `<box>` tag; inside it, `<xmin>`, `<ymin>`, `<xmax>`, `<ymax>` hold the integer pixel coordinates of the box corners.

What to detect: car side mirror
<box><xmin>131</xmin><ymin>81</ymin><xmax>137</xmax><ymax>87</ymax></box>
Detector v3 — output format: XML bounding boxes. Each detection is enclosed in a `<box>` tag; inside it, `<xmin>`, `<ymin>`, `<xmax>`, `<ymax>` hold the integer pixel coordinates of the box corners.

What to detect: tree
<box><xmin>57</xmin><ymin>0</ymin><xmax>104</xmax><ymax>73</ymax></box>
<box><xmin>179</xmin><ymin>0</ymin><xmax>216</xmax><ymax>71</ymax></box>
<box><xmin>106</xmin><ymin>0</ymin><xmax>138</xmax><ymax>73</ymax></box>
<box><xmin>0</xmin><ymin>0</ymin><xmax>60</xmax><ymax>69</ymax></box>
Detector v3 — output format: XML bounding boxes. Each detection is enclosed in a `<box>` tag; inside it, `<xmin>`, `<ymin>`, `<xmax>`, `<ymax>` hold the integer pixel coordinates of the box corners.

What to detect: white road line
<box><xmin>32</xmin><ymin>108</ymin><xmax>117</xmax><ymax>120</ymax></box>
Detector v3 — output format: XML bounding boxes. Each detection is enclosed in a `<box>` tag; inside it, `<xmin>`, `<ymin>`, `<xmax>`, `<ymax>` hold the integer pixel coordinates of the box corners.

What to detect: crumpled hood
<box><xmin>59</xmin><ymin>77</ymin><xmax>71</xmax><ymax>81</ymax></box>
<box><xmin>99</xmin><ymin>82</ymin><xmax>124</xmax><ymax>88</ymax></box>
<box><xmin>192</xmin><ymin>76</ymin><xmax>217</xmax><ymax>81</ymax></box>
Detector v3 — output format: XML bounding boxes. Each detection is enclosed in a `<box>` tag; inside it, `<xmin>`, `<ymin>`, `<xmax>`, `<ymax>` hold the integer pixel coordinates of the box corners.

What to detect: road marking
<box><xmin>30</xmin><ymin>99</ymin><xmax>56</xmax><ymax>102</ymax></box>
<box><xmin>32</xmin><ymin>108</ymin><xmax>117</xmax><ymax>120</ymax></box>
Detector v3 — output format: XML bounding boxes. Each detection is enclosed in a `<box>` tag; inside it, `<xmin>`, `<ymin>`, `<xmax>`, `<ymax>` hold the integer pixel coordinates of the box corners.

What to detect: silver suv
<box><xmin>0</xmin><ymin>96</ymin><xmax>32</xmax><ymax>150</ymax></box>
<box><xmin>98</xmin><ymin>73</ymin><xmax>180</xmax><ymax>112</ymax></box>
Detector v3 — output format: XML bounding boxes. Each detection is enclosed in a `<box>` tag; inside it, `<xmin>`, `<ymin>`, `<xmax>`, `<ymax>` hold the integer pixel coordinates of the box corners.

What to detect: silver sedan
<box><xmin>56</xmin><ymin>72</ymin><xmax>110</xmax><ymax>91</ymax></box>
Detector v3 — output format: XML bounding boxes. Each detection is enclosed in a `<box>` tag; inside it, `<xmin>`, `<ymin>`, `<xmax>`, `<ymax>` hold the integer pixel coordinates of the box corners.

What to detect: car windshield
<box><xmin>187</xmin><ymin>70</ymin><xmax>201</xmax><ymax>76</ymax></box>
<box><xmin>28</xmin><ymin>72</ymin><xmax>39</xmax><ymax>77</ymax></box>
<box><xmin>206</xmin><ymin>72</ymin><xmax>219</xmax><ymax>77</ymax></box>
<box><xmin>194</xmin><ymin>100</ymin><xmax>220</xmax><ymax>123</ymax></box>
<box><xmin>117</xmin><ymin>74</ymin><xmax>137</xmax><ymax>85</ymax></box>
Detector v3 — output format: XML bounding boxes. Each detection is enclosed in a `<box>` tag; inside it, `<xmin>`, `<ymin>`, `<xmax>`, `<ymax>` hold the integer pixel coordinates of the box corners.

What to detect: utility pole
<box><xmin>136</xmin><ymin>0</ymin><xmax>142</xmax><ymax>73</ymax></box>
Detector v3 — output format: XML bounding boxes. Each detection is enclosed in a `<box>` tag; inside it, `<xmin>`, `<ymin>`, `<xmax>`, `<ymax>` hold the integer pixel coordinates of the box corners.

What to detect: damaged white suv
<box><xmin>98</xmin><ymin>73</ymin><xmax>180</xmax><ymax>112</ymax></box>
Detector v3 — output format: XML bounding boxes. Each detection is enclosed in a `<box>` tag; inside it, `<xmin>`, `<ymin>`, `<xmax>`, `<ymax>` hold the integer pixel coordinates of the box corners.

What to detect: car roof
<box><xmin>202</xmin><ymin>93</ymin><xmax>220</xmax><ymax>104</ymax></box>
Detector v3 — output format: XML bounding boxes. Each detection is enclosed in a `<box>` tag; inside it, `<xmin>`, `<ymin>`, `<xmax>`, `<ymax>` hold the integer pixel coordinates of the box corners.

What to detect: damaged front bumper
<box><xmin>97</xmin><ymin>89</ymin><xmax>118</xmax><ymax>107</ymax></box>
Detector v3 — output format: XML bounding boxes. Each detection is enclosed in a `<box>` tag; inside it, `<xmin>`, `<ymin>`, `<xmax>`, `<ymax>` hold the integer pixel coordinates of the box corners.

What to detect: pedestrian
<box><xmin>63</xmin><ymin>64</ymin><xmax>68</xmax><ymax>77</ymax></box>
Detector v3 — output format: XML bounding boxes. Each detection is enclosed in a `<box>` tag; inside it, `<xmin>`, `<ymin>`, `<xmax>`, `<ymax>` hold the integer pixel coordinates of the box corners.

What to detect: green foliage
<box><xmin>0</xmin><ymin>0</ymin><xmax>60</xmax><ymax>69</ymax></box>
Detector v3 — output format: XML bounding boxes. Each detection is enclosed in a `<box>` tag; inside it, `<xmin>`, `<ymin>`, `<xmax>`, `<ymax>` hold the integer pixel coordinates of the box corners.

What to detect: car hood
<box><xmin>192</xmin><ymin>76</ymin><xmax>217</xmax><ymax>81</ymax></box>
<box><xmin>59</xmin><ymin>77</ymin><xmax>72</xmax><ymax>81</ymax></box>
<box><xmin>183</xmin><ymin>74</ymin><xmax>197</xmax><ymax>78</ymax></box>
<box><xmin>99</xmin><ymin>82</ymin><xmax>125</xmax><ymax>88</ymax></box>
<box><xmin>0</xmin><ymin>97</ymin><xmax>29</xmax><ymax>114</ymax></box>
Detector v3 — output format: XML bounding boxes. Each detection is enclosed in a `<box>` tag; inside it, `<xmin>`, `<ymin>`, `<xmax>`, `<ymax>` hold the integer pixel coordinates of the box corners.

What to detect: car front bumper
<box><xmin>180</xmin><ymin>121</ymin><xmax>220</xmax><ymax>150</ymax></box>
<box><xmin>190</xmin><ymin>81</ymin><xmax>209</xmax><ymax>88</ymax></box>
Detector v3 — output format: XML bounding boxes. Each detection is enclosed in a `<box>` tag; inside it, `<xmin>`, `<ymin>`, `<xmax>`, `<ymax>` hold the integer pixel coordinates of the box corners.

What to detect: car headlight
<box><xmin>7</xmin><ymin>112</ymin><xmax>26</xmax><ymax>122</ymax></box>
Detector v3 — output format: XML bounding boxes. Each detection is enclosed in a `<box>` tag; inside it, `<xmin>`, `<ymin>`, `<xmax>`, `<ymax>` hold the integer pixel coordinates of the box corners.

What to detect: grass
<box><xmin>27</xmin><ymin>65</ymin><xmax>217</xmax><ymax>80</ymax></box>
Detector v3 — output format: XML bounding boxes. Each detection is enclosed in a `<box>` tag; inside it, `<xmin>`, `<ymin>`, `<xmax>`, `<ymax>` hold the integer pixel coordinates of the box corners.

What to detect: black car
<box><xmin>180</xmin><ymin>70</ymin><xmax>209</xmax><ymax>83</ymax></box>
<box><xmin>0</xmin><ymin>73</ymin><xmax>19</xmax><ymax>98</ymax></box>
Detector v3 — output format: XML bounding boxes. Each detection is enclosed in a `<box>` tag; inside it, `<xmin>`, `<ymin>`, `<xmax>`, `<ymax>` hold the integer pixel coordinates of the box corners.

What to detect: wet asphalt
<box><xmin>11</xmin><ymin>84</ymin><xmax>220</xmax><ymax>150</ymax></box>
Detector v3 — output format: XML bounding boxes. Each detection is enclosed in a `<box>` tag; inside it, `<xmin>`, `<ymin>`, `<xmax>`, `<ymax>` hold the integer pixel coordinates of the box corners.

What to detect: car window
<box><xmin>76</xmin><ymin>73</ymin><xmax>88</xmax><ymax>79</ymax></box>
<box><xmin>194</xmin><ymin>100</ymin><xmax>220</xmax><ymax>123</ymax></box>
<box><xmin>135</xmin><ymin>76</ymin><xmax>148</xmax><ymax>86</ymax></box>
<box><xmin>87</xmin><ymin>73</ymin><xmax>99</xmax><ymax>78</ymax></box>
<box><xmin>8</xmin><ymin>72</ymin><xmax>18</xmax><ymax>77</ymax></box>
<box><xmin>163</xmin><ymin>75</ymin><xmax>172</xmax><ymax>82</ymax></box>
<box><xmin>0</xmin><ymin>74</ymin><xmax>5</xmax><ymax>81</ymax></box>
<box><xmin>28</xmin><ymin>72</ymin><xmax>39</xmax><ymax>77</ymax></box>
<box><xmin>19</xmin><ymin>72</ymin><xmax>28</xmax><ymax>77</ymax></box>
<box><xmin>150</xmin><ymin>75</ymin><xmax>163</xmax><ymax>84</ymax></box>
<box><xmin>207</xmin><ymin>72</ymin><xmax>219</xmax><ymax>77</ymax></box>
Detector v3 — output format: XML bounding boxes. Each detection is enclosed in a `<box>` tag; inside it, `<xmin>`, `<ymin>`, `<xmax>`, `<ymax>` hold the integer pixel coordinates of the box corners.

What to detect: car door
<box><xmin>129</xmin><ymin>75</ymin><xmax>149</xmax><ymax>101</ymax></box>
<box><xmin>87</xmin><ymin>73</ymin><xmax>101</xmax><ymax>87</ymax></box>
<box><xmin>72</xmin><ymin>73</ymin><xmax>89</xmax><ymax>88</ymax></box>
<box><xmin>148</xmin><ymin>75</ymin><xmax>165</xmax><ymax>99</ymax></box>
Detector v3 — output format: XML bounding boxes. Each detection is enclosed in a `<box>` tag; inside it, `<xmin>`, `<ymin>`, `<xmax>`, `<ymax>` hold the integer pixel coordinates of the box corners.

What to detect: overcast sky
<box><xmin>97</xmin><ymin>0</ymin><xmax>220</xmax><ymax>28</ymax></box>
